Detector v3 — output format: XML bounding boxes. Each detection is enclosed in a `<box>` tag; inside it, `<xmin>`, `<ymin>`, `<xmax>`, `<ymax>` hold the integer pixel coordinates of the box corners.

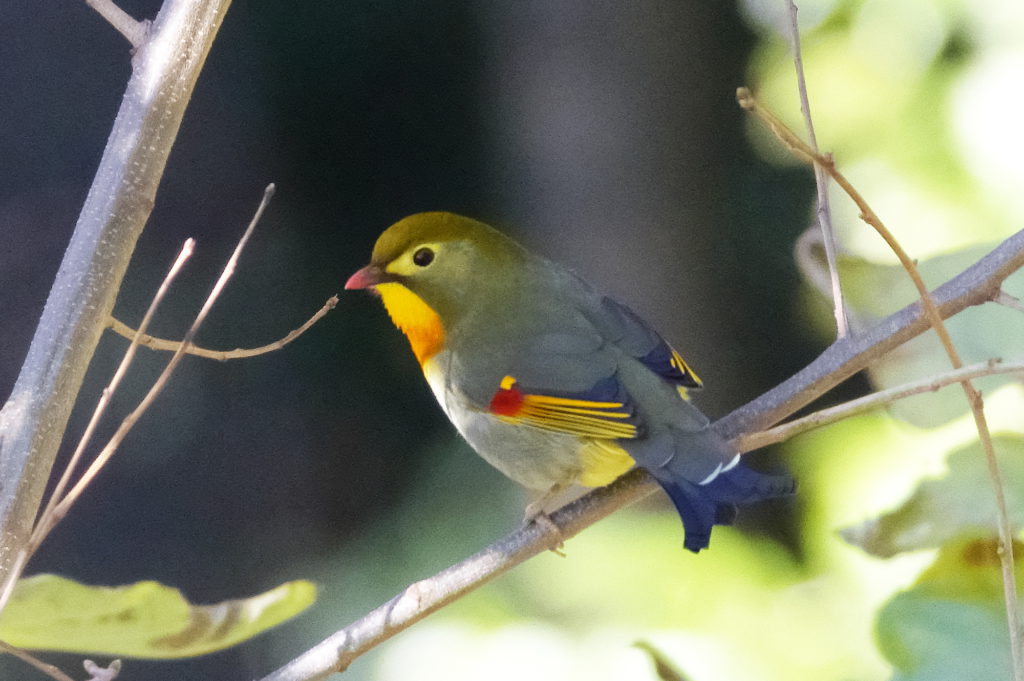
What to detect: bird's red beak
<box><xmin>345</xmin><ymin>263</ymin><xmax>387</xmax><ymax>290</ymax></box>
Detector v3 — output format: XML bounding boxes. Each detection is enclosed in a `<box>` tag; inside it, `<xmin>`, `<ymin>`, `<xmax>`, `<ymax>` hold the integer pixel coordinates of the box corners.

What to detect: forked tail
<box><xmin>657</xmin><ymin>463</ymin><xmax>795</xmax><ymax>552</ymax></box>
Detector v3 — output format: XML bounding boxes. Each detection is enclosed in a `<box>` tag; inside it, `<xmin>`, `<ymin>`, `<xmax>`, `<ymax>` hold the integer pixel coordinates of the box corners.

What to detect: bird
<box><xmin>345</xmin><ymin>212</ymin><xmax>794</xmax><ymax>552</ymax></box>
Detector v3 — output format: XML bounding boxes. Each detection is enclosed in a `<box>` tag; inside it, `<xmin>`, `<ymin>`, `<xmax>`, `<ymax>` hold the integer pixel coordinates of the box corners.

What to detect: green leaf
<box><xmin>818</xmin><ymin>245</ymin><xmax>1024</xmax><ymax>426</ymax></box>
<box><xmin>842</xmin><ymin>435</ymin><xmax>1024</xmax><ymax>557</ymax></box>
<box><xmin>876</xmin><ymin>537</ymin><xmax>1023</xmax><ymax>681</ymax></box>
<box><xmin>0</xmin><ymin>574</ymin><xmax>315</xmax><ymax>658</ymax></box>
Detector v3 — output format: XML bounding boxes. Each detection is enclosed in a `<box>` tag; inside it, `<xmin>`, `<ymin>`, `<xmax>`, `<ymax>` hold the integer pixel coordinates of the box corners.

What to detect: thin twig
<box><xmin>0</xmin><ymin>640</ymin><xmax>76</xmax><ymax>681</ymax></box>
<box><xmin>32</xmin><ymin>241</ymin><xmax>195</xmax><ymax>545</ymax></box>
<box><xmin>785</xmin><ymin>0</ymin><xmax>847</xmax><ymax>337</ymax></box>
<box><xmin>738</xmin><ymin>86</ymin><xmax>1023</xmax><ymax>681</ymax></box>
<box><xmin>0</xmin><ymin>241</ymin><xmax>197</xmax><ymax>614</ymax></box>
<box><xmin>85</xmin><ymin>0</ymin><xmax>149</xmax><ymax>48</ymax></box>
<box><xmin>257</xmin><ymin>231</ymin><xmax>1024</xmax><ymax>681</ymax></box>
<box><xmin>734</xmin><ymin>358</ymin><xmax>1022</xmax><ymax>452</ymax></box>
<box><xmin>33</xmin><ymin>185</ymin><xmax>274</xmax><ymax>548</ymax></box>
<box><xmin>105</xmin><ymin>295</ymin><xmax>339</xmax><ymax>360</ymax></box>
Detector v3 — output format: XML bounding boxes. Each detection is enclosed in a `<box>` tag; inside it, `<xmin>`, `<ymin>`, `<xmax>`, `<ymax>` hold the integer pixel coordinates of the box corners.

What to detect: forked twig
<box><xmin>34</xmin><ymin>241</ymin><xmax>195</xmax><ymax>543</ymax></box>
<box><xmin>0</xmin><ymin>186</ymin><xmax>276</xmax><ymax>620</ymax></box>
<box><xmin>38</xmin><ymin>185</ymin><xmax>275</xmax><ymax>543</ymax></box>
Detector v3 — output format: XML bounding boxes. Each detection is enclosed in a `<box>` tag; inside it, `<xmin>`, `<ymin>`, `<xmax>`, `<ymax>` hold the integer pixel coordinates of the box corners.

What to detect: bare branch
<box><xmin>259</xmin><ymin>476</ymin><xmax>653</xmax><ymax>681</ymax></box>
<box><xmin>0</xmin><ymin>237</ymin><xmax>195</xmax><ymax>636</ymax></box>
<box><xmin>257</xmin><ymin>229</ymin><xmax>1024</xmax><ymax>681</ymax></box>
<box><xmin>105</xmin><ymin>295</ymin><xmax>339</xmax><ymax>360</ymax></box>
<box><xmin>36</xmin><ymin>185</ymin><xmax>272</xmax><ymax>548</ymax></box>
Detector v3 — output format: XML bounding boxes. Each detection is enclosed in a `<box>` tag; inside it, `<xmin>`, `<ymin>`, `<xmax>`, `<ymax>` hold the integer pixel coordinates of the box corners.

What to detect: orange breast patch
<box><xmin>375</xmin><ymin>282</ymin><xmax>445</xmax><ymax>364</ymax></box>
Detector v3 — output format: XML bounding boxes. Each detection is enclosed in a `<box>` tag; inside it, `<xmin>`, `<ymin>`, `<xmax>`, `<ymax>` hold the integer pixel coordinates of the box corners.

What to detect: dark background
<box><xmin>0</xmin><ymin>2</ymin><xmax>814</xmax><ymax>679</ymax></box>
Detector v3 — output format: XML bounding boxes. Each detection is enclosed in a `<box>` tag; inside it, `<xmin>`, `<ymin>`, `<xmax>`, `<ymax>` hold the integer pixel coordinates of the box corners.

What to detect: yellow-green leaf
<box><xmin>0</xmin><ymin>574</ymin><xmax>315</xmax><ymax>658</ymax></box>
<box><xmin>841</xmin><ymin>435</ymin><xmax>1024</xmax><ymax>557</ymax></box>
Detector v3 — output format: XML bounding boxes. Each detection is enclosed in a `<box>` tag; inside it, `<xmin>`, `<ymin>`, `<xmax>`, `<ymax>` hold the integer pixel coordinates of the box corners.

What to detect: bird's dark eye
<box><xmin>413</xmin><ymin>247</ymin><xmax>435</xmax><ymax>267</ymax></box>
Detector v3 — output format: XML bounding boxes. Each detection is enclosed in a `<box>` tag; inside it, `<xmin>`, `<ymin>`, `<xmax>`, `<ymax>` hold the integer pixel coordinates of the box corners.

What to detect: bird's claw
<box><xmin>523</xmin><ymin>502</ymin><xmax>566</xmax><ymax>555</ymax></box>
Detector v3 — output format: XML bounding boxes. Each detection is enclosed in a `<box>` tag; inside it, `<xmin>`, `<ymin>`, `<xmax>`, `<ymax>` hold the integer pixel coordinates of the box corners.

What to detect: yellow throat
<box><xmin>375</xmin><ymin>282</ymin><xmax>445</xmax><ymax>365</ymax></box>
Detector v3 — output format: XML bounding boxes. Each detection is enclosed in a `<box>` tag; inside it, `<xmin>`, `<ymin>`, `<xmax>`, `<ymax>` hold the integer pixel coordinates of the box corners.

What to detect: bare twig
<box><xmin>32</xmin><ymin>185</ymin><xmax>273</xmax><ymax>550</ymax></box>
<box><xmin>739</xmin><ymin>86</ymin><xmax>1023</xmax><ymax>681</ymax></box>
<box><xmin>85</xmin><ymin>0</ymin><xmax>149</xmax><ymax>48</ymax></box>
<box><xmin>785</xmin><ymin>0</ymin><xmax>847</xmax><ymax>337</ymax></box>
<box><xmin>105</xmin><ymin>295</ymin><xmax>339</xmax><ymax>360</ymax></box>
<box><xmin>0</xmin><ymin>640</ymin><xmax>76</xmax><ymax>681</ymax></box>
<box><xmin>734</xmin><ymin>358</ymin><xmax>1022</xmax><ymax>452</ymax></box>
<box><xmin>0</xmin><ymin>187</ymin><xmax>273</xmax><ymax>618</ymax></box>
<box><xmin>33</xmin><ymin>240</ymin><xmax>195</xmax><ymax>546</ymax></box>
<box><xmin>257</xmin><ymin>230</ymin><xmax>1024</xmax><ymax>681</ymax></box>
<box><xmin>0</xmin><ymin>237</ymin><xmax>196</xmax><ymax>617</ymax></box>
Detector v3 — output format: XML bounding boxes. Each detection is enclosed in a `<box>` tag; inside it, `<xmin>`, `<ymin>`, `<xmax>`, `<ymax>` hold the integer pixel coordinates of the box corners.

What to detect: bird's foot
<box><xmin>524</xmin><ymin>494</ymin><xmax>566</xmax><ymax>556</ymax></box>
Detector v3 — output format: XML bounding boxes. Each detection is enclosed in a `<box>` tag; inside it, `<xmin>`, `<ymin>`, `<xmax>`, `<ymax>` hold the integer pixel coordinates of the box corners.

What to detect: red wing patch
<box><xmin>488</xmin><ymin>375</ymin><xmax>639</xmax><ymax>440</ymax></box>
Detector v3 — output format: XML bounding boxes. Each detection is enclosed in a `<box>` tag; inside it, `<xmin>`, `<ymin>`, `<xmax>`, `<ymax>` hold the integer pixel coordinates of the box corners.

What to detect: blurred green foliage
<box><xmin>878</xmin><ymin>537</ymin><xmax>1024</xmax><ymax>681</ymax></box>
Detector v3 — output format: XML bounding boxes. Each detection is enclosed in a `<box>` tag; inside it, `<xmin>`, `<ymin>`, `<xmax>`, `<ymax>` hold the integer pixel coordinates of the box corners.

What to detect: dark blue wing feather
<box><xmin>580</xmin><ymin>296</ymin><xmax>701</xmax><ymax>390</ymax></box>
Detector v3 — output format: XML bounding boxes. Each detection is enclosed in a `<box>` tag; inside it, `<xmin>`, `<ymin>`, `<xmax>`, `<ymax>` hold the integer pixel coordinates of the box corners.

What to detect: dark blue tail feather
<box><xmin>656</xmin><ymin>463</ymin><xmax>795</xmax><ymax>553</ymax></box>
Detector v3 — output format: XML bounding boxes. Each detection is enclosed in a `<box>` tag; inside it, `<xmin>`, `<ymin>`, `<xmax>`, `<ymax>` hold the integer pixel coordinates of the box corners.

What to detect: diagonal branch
<box><xmin>257</xmin><ymin>227</ymin><xmax>1024</xmax><ymax>681</ymax></box>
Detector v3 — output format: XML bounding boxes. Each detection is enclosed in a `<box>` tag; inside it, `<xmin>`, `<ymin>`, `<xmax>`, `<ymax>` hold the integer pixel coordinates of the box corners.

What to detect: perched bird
<box><xmin>346</xmin><ymin>212</ymin><xmax>793</xmax><ymax>552</ymax></box>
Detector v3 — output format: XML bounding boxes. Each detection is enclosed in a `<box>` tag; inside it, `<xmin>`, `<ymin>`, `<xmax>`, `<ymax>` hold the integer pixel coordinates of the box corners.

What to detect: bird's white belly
<box><xmin>422</xmin><ymin>357</ymin><xmax>583</xmax><ymax>490</ymax></box>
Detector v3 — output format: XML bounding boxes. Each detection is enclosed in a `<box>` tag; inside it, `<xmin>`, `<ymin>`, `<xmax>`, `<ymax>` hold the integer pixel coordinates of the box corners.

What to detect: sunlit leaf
<box><xmin>842</xmin><ymin>435</ymin><xmax>1024</xmax><ymax>557</ymax></box>
<box><xmin>0</xmin><ymin>574</ymin><xmax>315</xmax><ymax>658</ymax></box>
<box><xmin>876</xmin><ymin>537</ymin><xmax>1024</xmax><ymax>681</ymax></box>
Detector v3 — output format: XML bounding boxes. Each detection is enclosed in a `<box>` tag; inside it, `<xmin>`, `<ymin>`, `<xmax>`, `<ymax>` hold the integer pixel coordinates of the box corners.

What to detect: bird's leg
<box><xmin>523</xmin><ymin>484</ymin><xmax>567</xmax><ymax>555</ymax></box>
